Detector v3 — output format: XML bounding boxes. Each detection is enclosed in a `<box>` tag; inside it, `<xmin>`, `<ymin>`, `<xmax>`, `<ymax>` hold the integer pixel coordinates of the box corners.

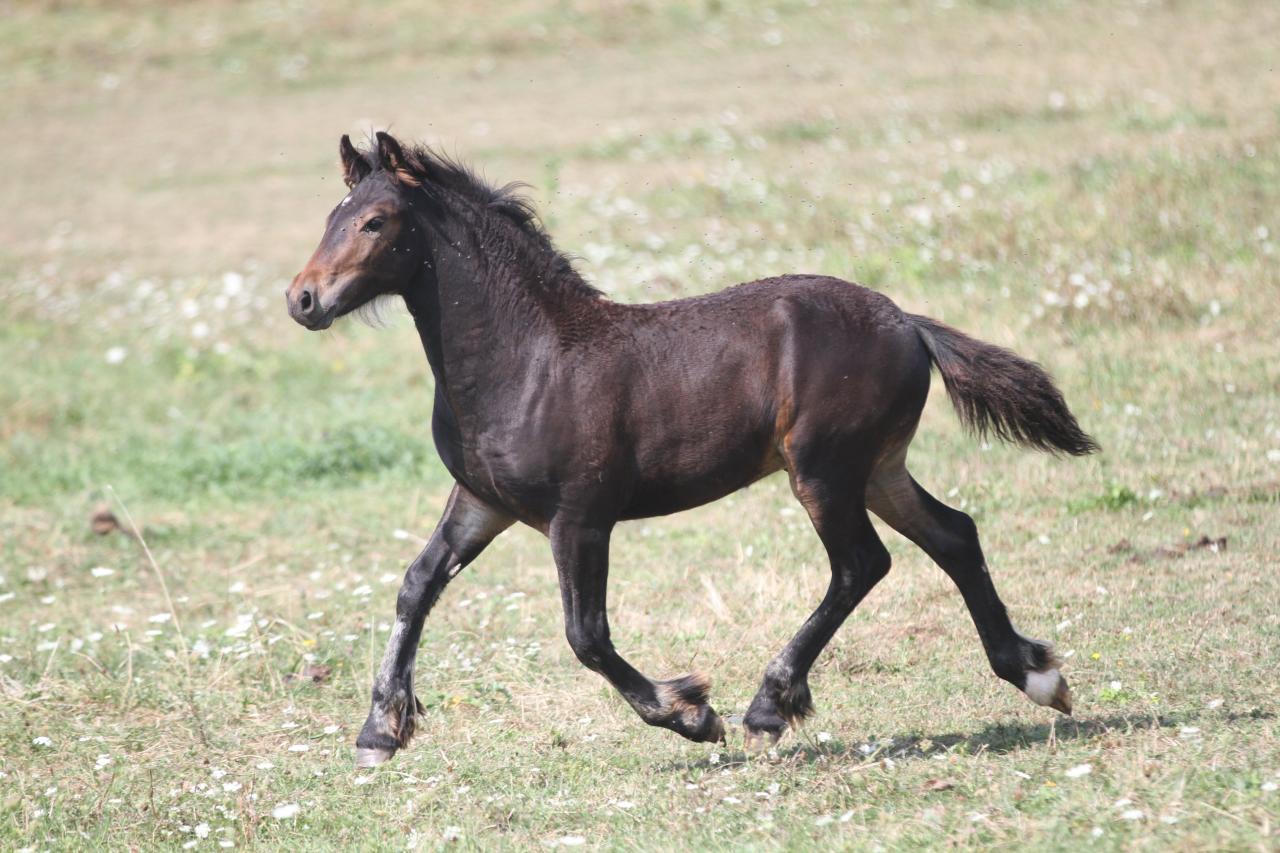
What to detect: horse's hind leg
<box><xmin>744</xmin><ymin>473</ymin><xmax>892</xmax><ymax>747</ymax></box>
<box><xmin>866</xmin><ymin>462</ymin><xmax>1072</xmax><ymax>714</ymax></box>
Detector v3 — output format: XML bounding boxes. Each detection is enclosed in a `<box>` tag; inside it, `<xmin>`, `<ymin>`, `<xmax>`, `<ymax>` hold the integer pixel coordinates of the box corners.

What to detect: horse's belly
<box><xmin>619</xmin><ymin>427</ymin><xmax>782</xmax><ymax>519</ymax></box>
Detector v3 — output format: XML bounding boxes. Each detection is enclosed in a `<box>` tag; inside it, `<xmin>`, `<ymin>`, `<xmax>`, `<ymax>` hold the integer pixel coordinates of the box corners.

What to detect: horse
<box><xmin>286</xmin><ymin>132</ymin><xmax>1097</xmax><ymax>767</ymax></box>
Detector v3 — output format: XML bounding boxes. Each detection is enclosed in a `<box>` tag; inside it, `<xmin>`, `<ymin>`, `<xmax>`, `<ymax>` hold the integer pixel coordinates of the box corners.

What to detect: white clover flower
<box><xmin>225</xmin><ymin>615</ymin><xmax>254</xmax><ymax>638</ymax></box>
<box><xmin>271</xmin><ymin>803</ymin><xmax>300</xmax><ymax>819</ymax></box>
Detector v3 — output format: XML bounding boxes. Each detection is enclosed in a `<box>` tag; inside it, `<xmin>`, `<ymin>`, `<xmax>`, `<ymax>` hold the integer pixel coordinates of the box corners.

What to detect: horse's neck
<box><xmin>405</xmin><ymin>226</ymin><xmax>577</xmax><ymax>423</ymax></box>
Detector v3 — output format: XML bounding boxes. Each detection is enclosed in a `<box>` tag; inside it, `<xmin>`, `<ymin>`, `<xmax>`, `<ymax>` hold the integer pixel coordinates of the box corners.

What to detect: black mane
<box><xmin>356</xmin><ymin>141</ymin><xmax>603</xmax><ymax>300</ymax></box>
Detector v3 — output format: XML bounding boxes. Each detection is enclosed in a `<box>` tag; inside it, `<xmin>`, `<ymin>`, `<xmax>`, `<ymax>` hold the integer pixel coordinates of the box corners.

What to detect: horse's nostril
<box><xmin>299</xmin><ymin>289</ymin><xmax>313</xmax><ymax>312</ymax></box>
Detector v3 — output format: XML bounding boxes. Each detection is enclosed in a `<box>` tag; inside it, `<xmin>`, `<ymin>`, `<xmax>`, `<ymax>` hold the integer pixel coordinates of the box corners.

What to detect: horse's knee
<box><xmin>564</xmin><ymin>622</ymin><xmax>608</xmax><ymax>671</ymax></box>
<box><xmin>831</xmin><ymin>545</ymin><xmax>891</xmax><ymax>608</ymax></box>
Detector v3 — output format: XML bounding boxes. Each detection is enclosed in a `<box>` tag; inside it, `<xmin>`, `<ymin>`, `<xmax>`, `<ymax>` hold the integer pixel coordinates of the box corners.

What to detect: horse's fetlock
<box><xmin>776</xmin><ymin>680</ymin><xmax>814</xmax><ymax>725</ymax></box>
<box><xmin>642</xmin><ymin>680</ymin><xmax>724</xmax><ymax>744</ymax></box>
<box><xmin>988</xmin><ymin>648</ymin><xmax>1026</xmax><ymax>684</ymax></box>
<box><xmin>1019</xmin><ymin>636</ymin><xmax>1058</xmax><ymax>672</ymax></box>
<box><xmin>762</xmin><ymin>660</ymin><xmax>793</xmax><ymax>690</ymax></box>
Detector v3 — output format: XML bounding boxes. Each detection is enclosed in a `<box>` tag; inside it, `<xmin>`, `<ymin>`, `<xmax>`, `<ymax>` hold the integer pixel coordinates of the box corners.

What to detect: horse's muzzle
<box><xmin>286</xmin><ymin>278</ymin><xmax>334</xmax><ymax>330</ymax></box>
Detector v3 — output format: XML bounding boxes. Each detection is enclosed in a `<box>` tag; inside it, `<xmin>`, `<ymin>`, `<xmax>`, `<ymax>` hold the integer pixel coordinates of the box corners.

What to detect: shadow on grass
<box><xmin>664</xmin><ymin>707</ymin><xmax>1275</xmax><ymax>772</ymax></box>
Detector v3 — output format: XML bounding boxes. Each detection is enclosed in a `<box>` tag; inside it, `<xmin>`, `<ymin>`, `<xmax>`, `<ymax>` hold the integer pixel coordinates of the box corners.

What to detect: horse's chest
<box><xmin>433</xmin><ymin>404</ymin><xmax>563</xmax><ymax>509</ymax></box>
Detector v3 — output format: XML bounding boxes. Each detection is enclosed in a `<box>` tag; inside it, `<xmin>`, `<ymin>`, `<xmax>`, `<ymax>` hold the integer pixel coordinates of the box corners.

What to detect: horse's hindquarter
<box><xmin>616</xmin><ymin>277</ymin><xmax>928</xmax><ymax>518</ymax></box>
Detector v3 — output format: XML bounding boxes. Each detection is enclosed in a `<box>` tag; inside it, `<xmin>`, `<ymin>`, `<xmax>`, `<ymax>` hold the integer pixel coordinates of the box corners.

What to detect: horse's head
<box><xmin>287</xmin><ymin>132</ymin><xmax>423</xmax><ymax>330</ymax></box>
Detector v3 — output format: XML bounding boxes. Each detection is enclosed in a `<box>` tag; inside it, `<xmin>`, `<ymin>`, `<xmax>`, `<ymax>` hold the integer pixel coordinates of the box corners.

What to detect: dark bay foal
<box><xmin>286</xmin><ymin>133</ymin><xmax>1097</xmax><ymax>767</ymax></box>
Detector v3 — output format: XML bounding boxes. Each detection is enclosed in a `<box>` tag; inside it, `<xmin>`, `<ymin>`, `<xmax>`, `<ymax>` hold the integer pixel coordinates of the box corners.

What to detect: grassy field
<box><xmin>3</xmin><ymin>0</ymin><xmax>1279</xmax><ymax>848</ymax></box>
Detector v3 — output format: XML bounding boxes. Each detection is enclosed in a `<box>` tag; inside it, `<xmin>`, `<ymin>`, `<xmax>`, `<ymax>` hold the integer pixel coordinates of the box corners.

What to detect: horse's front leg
<box><xmin>550</xmin><ymin>519</ymin><xmax>725</xmax><ymax>744</ymax></box>
<box><xmin>355</xmin><ymin>485</ymin><xmax>512</xmax><ymax>767</ymax></box>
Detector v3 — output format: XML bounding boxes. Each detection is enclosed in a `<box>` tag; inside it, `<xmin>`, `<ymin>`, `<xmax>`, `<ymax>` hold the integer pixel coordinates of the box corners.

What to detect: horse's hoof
<box><xmin>667</xmin><ymin>702</ymin><xmax>726</xmax><ymax>743</ymax></box>
<box><xmin>1049</xmin><ymin>680</ymin><xmax>1073</xmax><ymax>716</ymax></box>
<box><xmin>1024</xmin><ymin>668</ymin><xmax>1072</xmax><ymax>715</ymax></box>
<box><xmin>742</xmin><ymin>695</ymin><xmax>790</xmax><ymax>751</ymax></box>
<box><xmin>743</xmin><ymin>725</ymin><xmax>782</xmax><ymax>752</ymax></box>
<box><xmin>652</xmin><ymin>672</ymin><xmax>726</xmax><ymax>742</ymax></box>
<box><xmin>355</xmin><ymin>746</ymin><xmax>396</xmax><ymax>768</ymax></box>
<box><xmin>703</xmin><ymin>709</ymin><xmax>727</xmax><ymax>744</ymax></box>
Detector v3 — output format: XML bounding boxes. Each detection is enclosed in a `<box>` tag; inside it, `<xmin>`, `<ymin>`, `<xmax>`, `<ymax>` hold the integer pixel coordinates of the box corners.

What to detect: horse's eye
<box><xmin>362</xmin><ymin>217</ymin><xmax>385</xmax><ymax>233</ymax></box>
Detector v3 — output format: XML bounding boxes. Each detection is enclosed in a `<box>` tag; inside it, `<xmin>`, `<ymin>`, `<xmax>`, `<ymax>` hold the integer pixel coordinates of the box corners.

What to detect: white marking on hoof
<box><xmin>1023</xmin><ymin>669</ymin><xmax>1062</xmax><ymax>706</ymax></box>
<box><xmin>1023</xmin><ymin>668</ymin><xmax>1073</xmax><ymax>714</ymax></box>
<box><xmin>355</xmin><ymin>746</ymin><xmax>395</xmax><ymax>768</ymax></box>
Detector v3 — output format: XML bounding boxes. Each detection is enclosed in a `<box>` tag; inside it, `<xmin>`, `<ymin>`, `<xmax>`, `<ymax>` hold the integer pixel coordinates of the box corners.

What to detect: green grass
<box><xmin>3</xmin><ymin>0</ymin><xmax>1280</xmax><ymax>849</ymax></box>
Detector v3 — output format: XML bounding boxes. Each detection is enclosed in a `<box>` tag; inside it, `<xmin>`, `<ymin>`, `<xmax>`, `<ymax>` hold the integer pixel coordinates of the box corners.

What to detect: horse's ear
<box><xmin>375</xmin><ymin>131</ymin><xmax>417</xmax><ymax>185</ymax></box>
<box><xmin>340</xmin><ymin>135</ymin><xmax>370</xmax><ymax>188</ymax></box>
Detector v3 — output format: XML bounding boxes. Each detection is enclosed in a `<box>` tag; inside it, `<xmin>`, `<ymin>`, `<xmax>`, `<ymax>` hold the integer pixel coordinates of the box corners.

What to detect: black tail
<box><xmin>909</xmin><ymin>314</ymin><xmax>1099</xmax><ymax>456</ymax></box>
